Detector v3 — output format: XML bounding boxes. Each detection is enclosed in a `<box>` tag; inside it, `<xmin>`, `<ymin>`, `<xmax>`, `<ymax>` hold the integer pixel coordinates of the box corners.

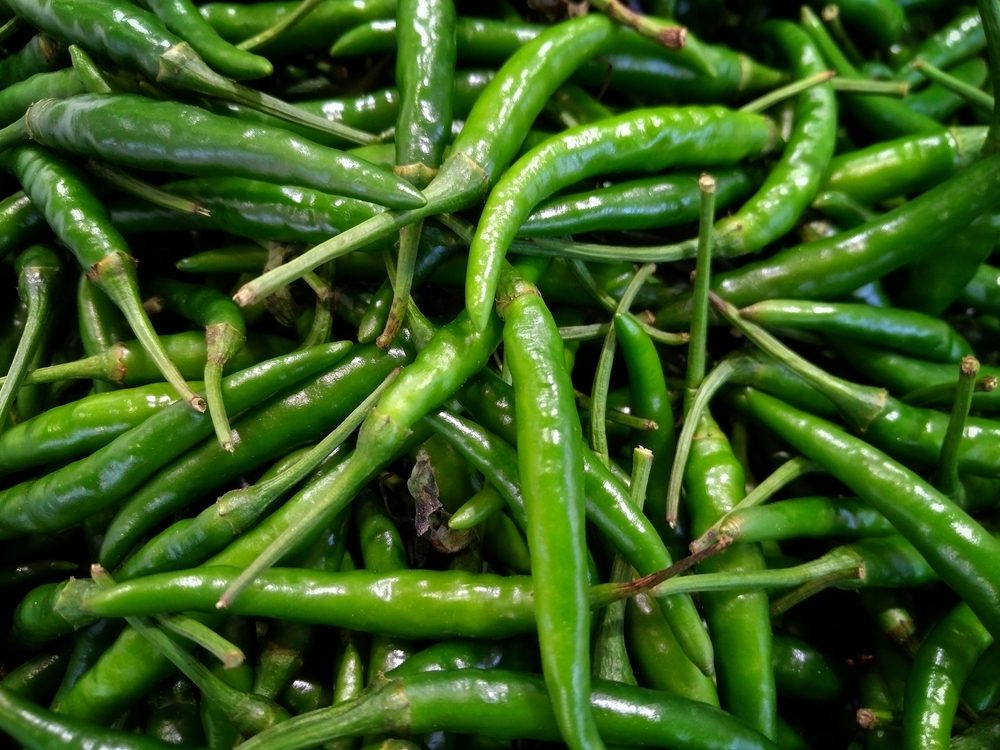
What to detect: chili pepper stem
<box><xmin>156</xmin><ymin>614</ymin><xmax>245</xmax><ymax>669</ymax></box>
<box><xmin>158</xmin><ymin>43</ymin><xmax>377</xmax><ymax>146</ymax></box>
<box><xmin>234</xmin><ymin>154</ymin><xmax>488</xmax><ymax>307</ymax></box>
<box><xmin>740</xmin><ymin>70</ymin><xmax>835</xmax><ymax>114</ymax></box>
<box><xmin>711</xmin><ymin>292</ymin><xmax>887</xmax><ymax>429</ymax></box>
<box><xmin>684</xmin><ymin>173</ymin><xmax>718</xmax><ymax>410</ymax></box>
<box><xmin>90</xmin><ymin>564</ymin><xmax>287</xmax><ymax>733</ymax></box>
<box><xmin>236</xmin><ymin>0</ymin><xmax>324</xmax><ymax>51</ymax></box>
<box><xmin>92</xmin><ymin>252</ymin><xmax>205</xmax><ymax>411</ymax></box>
<box><xmin>205</xmin><ymin>322</ymin><xmax>247</xmax><ymax>452</ymax></box>
<box><xmin>689</xmin><ymin>455</ymin><xmax>818</xmax><ymax>553</ymax></box>
<box><xmin>937</xmin><ymin>356</ymin><xmax>980</xmax><ymax>498</ymax></box>
<box><xmin>377</xmin><ymin>221</ymin><xmax>421</xmax><ymax>348</ymax></box>
<box><xmin>666</xmin><ymin>356</ymin><xmax>747</xmax><ymax>527</ymax></box>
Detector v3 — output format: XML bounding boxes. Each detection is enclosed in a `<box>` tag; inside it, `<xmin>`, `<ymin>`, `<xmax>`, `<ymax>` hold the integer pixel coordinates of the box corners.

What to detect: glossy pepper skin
<box><xmin>498</xmin><ymin>268</ymin><xmax>603</xmax><ymax>750</ymax></box>
<box><xmin>735</xmin><ymin>388</ymin><xmax>1000</xmax><ymax>641</ymax></box>
<box><xmin>466</xmin><ymin>106</ymin><xmax>778</xmax><ymax>330</ymax></box>
<box><xmin>15</xmin><ymin>94</ymin><xmax>425</xmax><ymax>209</ymax></box>
<box><xmin>0</xmin><ymin>342</ymin><xmax>351</xmax><ymax>537</ymax></box>
<box><xmin>656</xmin><ymin>152</ymin><xmax>1000</xmax><ymax>323</ymax></box>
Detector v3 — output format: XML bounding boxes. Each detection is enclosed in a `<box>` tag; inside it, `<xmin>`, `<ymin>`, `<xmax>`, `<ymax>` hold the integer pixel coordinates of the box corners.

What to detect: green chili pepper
<box><xmin>0</xmin><ymin>0</ymin><xmax>378</xmax><ymax>144</ymax></box>
<box><xmin>0</xmin><ymin>685</ymin><xmax>181</xmax><ymax>749</ymax></box>
<box><xmin>902</xmin><ymin>602</ymin><xmax>993</xmax><ymax>750</ymax></box>
<box><xmin>656</xmin><ymin>152</ymin><xmax>1000</xmax><ymax>322</ymax></box>
<box><xmin>517</xmin><ymin>168</ymin><xmax>752</xmax><ymax>237</ymax></box>
<box><xmin>0</xmin><ymin>33</ymin><xmax>65</xmax><ymax>89</ymax></box>
<box><xmin>733</xmin><ymin>387</ymin><xmax>1000</xmax><ymax>641</ymax></box>
<box><xmin>147</xmin><ymin>278</ymin><xmax>247</xmax><ymax>451</ymax></box>
<box><xmin>200</xmin><ymin>0</ymin><xmax>397</xmax><ymax>58</ymax></box>
<box><xmin>133</xmin><ymin>0</ymin><xmax>273</xmax><ymax>79</ymax></box>
<box><xmin>233</xmin><ymin>13</ymin><xmax>618</xmax><ymax>306</ymax></box>
<box><xmin>0</xmin><ymin>341</ymin><xmax>351</xmax><ymax>537</ymax></box>
<box><xmin>739</xmin><ymin>298</ymin><xmax>973</xmax><ymax>362</ymax></box>
<box><xmin>465</xmin><ymin>106</ymin><xmax>777</xmax><ymax>330</ymax></box>
<box><xmin>3</xmin><ymin>144</ymin><xmax>204</xmax><ymax>410</ymax></box>
<box><xmin>1</xmin><ymin>94</ymin><xmax>425</xmax><ymax>209</ymax></box>
<box><xmin>236</xmin><ymin>670</ymin><xmax>781</xmax><ymax>750</ymax></box>
<box><xmin>0</xmin><ymin>244</ymin><xmax>62</xmax><ymax>432</ymax></box>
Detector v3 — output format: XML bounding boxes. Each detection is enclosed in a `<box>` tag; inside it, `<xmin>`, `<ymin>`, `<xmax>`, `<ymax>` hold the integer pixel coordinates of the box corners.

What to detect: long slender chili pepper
<box><xmin>0</xmin><ymin>342</ymin><xmax>351</xmax><ymax>537</ymax></box>
<box><xmin>0</xmin><ymin>685</ymin><xmax>180</xmax><ymax>750</ymax></box>
<box><xmin>738</xmin><ymin>298</ymin><xmax>973</xmax><ymax>362</ymax></box>
<box><xmin>109</xmin><ymin>176</ymin><xmax>387</xmax><ymax>245</ymax></box>
<box><xmin>232</xmin><ymin>14</ymin><xmax>618</xmax><ymax>306</ymax></box>
<box><xmin>821</xmin><ymin>127</ymin><xmax>985</xmax><ymax>205</ymax></box>
<box><xmin>133</xmin><ymin>0</ymin><xmax>273</xmax><ymax>79</ymax></box>
<box><xmin>0</xmin><ymin>0</ymin><xmax>377</xmax><ymax>144</ymax></box>
<box><xmin>2</xmin><ymin>144</ymin><xmax>204</xmax><ymax>410</ymax></box>
<box><xmin>237</xmin><ymin>669</ymin><xmax>782</xmax><ymax>750</ymax></box>
<box><xmin>0</xmin><ymin>94</ymin><xmax>425</xmax><ymax>209</ymax></box>
<box><xmin>465</xmin><ymin>106</ymin><xmax>777</xmax><ymax>330</ymax></box>
<box><xmin>732</xmin><ymin>387</ymin><xmax>1000</xmax><ymax>641</ymax></box>
<box><xmin>0</xmin><ymin>382</ymin><xmax>184</xmax><ymax>476</ymax></box>
<box><xmin>655</xmin><ymin>151</ymin><xmax>1000</xmax><ymax>322</ymax></box>
<box><xmin>0</xmin><ymin>244</ymin><xmax>61</xmax><ymax>432</ymax></box>
<box><xmin>380</xmin><ymin>0</ymin><xmax>456</xmax><ymax>346</ymax></box>
<box><xmin>902</xmin><ymin>602</ymin><xmax>993</xmax><ymax>750</ymax></box>
<box><xmin>200</xmin><ymin>0</ymin><xmax>398</xmax><ymax>58</ymax></box>
<box><xmin>495</xmin><ymin>264</ymin><xmax>602</xmax><ymax>750</ymax></box>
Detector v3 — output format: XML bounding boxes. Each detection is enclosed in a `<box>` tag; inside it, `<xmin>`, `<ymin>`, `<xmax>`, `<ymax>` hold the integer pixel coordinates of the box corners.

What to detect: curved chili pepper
<box><xmin>466</xmin><ymin>106</ymin><xmax>777</xmax><ymax>330</ymax></box>
<box><xmin>4</xmin><ymin>94</ymin><xmax>425</xmax><ymax>209</ymax></box>
<box><xmin>147</xmin><ymin>278</ymin><xmax>247</xmax><ymax>451</ymax></box>
<box><xmin>0</xmin><ymin>341</ymin><xmax>352</xmax><ymax>537</ymax></box>
<box><xmin>903</xmin><ymin>602</ymin><xmax>993</xmax><ymax>750</ymax></box>
<box><xmin>0</xmin><ymin>382</ymin><xmax>184</xmax><ymax>475</ymax></box>
<box><xmin>656</xmin><ymin>151</ymin><xmax>1000</xmax><ymax>322</ymax></box>
<box><xmin>0</xmin><ymin>244</ymin><xmax>62</xmax><ymax>432</ymax></box>
<box><xmin>232</xmin><ymin>13</ymin><xmax>618</xmax><ymax>306</ymax></box>
<box><xmin>0</xmin><ymin>0</ymin><xmax>377</xmax><ymax>144</ymax></box>
<box><xmin>137</xmin><ymin>0</ymin><xmax>272</xmax><ymax>79</ymax></box>
<box><xmin>2</xmin><ymin>144</ymin><xmax>203</xmax><ymax>410</ymax></box>
<box><xmin>0</xmin><ymin>685</ymin><xmax>180</xmax><ymax>749</ymax></box>
<box><xmin>733</xmin><ymin>387</ymin><xmax>1000</xmax><ymax>641</ymax></box>
<box><xmin>236</xmin><ymin>669</ymin><xmax>781</xmax><ymax>750</ymax></box>
<box><xmin>708</xmin><ymin>20</ymin><xmax>836</xmax><ymax>258</ymax></box>
<box><xmin>200</xmin><ymin>0</ymin><xmax>398</xmax><ymax>58</ymax></box>
<box><xmin>518</xmin><ymin>168</ymin><xmax>752</xmax><ymax>237</ymax></box>
<box><xmin>0</xmin><ymin>33</ymin><xmax>65</xmax><ymax>89</ymax></box>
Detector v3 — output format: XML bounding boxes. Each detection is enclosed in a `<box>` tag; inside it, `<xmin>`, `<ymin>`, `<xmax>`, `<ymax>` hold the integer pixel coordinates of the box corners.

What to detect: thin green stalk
<box><xmin>237</xmin><ymin>0</ymin><xmax>324</xmax><ymax>51</ymax></box>
<box><xmin>643</xmin><ymin>546</ymin><xmax>863</xmax><ymax>599</ymax></box>
<box><xmin>690</xmin><ymin>455</ymin><xmax>819</xmax><ymax>553</ymax></box>
<box><xmin>821</xmin><ymin>4</ymin><xmax>864</xmax><ymax>66</ymax></box>
<box><xmin>913</xmin><ymin>58</ymin><xmax>994</xmax><ymax>112</ymax></box>
<box><xmin>740</xmin><ymin>70</ymin><xmax>835</xmax><ymax>114</ymax></box>
<box><xmin>901</xmin><ymin>374</ymin><xmax>998</xmax><ymax>406</ymax></box>
<box><xmin>684</xmin><ymin>173</ymin><xmax>717</xmax><ymax>410</ymax></box>
<box><xmin>378</xmin><ymin>220</ymin><xmax>421</xmax><ymax>348</ymax></box>
<box><xmin>576</xmin><ymin>391</ymin><xmax>659</xmax><ymax>431</ymax></box>
<box><xmin>157</xmin><ymin>614</ymin><xmax>245</xmax><ymax>669</ymax></box>
<box><xmin>87</xmin><ymin>160</ymin><xmax>210</xmax><ymax>216</ymax></box>
<box><xmin>769</xmin><ymin>569</ymin><xmax>862</xmax><ymax>616</ymax></box>
<box><xmin>589</xmin><ymin>263</ymin><xmax>656</xmax><ymax>464</ymax></box>
<box><xmin>665</xmin><ymin>356</ymin><xmax>741</xmax><ymax>527</ymax></box>
<box><xmin>937</xmin><ymin>356</ymin><xmax>980</xmax><ymax>498</ymax></box>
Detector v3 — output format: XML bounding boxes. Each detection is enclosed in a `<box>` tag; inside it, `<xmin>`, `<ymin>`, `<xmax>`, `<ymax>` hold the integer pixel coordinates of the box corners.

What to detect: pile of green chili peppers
<box><xmin>0</xmin><ymin>0</ymin><xmax>1000</xmax><ymax>747</ymax></box>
